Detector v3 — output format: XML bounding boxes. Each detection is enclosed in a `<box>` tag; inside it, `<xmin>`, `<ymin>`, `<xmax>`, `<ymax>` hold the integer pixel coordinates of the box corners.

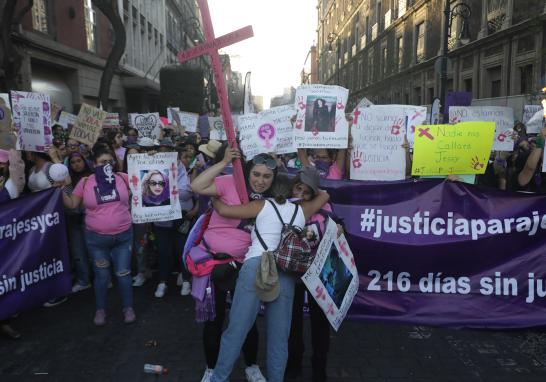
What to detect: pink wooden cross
<box><xmin>177</xmin><ymin>0</ymin><xmax>253</xmax><ymax>203</ymax></box>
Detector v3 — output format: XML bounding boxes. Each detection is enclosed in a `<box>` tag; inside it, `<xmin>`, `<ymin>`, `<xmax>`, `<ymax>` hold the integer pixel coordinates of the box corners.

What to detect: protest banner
<box><xmin>302</xmin><ymin>218</ymin><xmax>359</xmax><ymax>331</ymax></box>
<box><xmin>10</xmin><ymin>90</ymin><xmax>52</xmax><ymax>152</ymax></box>
<box><xmin>411</xmin><ymin>121</ymin><xmax>495</xmax><ymax>176</ymax></box>
<box><xmin>70</xmin><ymin>103</ymin><xmax>107</xmax><ymax>146</ymax></box>
<box><xmin>319</xmin><ymin>178</ymin><xmax>546</xmax><ymax>328</ymax></box>
<box><xmin>523</xmin><ymin>105</ymin><xmax>543</xmax><ymax>134</ymax></box>
<box><xmin>449</xmin><ymin>106</ymin><xmax>514</xmax><ymax>151</ymax></box>
<box><xmin>444</xmin><ymin>91</ymin><xmax>472</xmax><ymax>123</ymax></box>
<box><xmin>0</xmin><ymin>189</ymin><xmax>71</xmax><ymax>320</ymax></box>
<box><xmin>127</xmin><ymin>152</ymin><xmax>182</xmax><ymax>224</ymax></box>
<box><xmin>350</xmin><ymin>105</ymin><xmax>407</xmax><ymax>181</ymax></box>
<box><xmin>57</xmin><ymin>111</ymin><xmax>78</xmax><ymax>131</ymax></box>
<box><xmin>130</xmin><ymin>112</ymin><xmax>162</xmax><ymax>140</ymax></box>
<box><xmin>167</xmin><ymin>107</ymin><xmax>180</xmax><ymax>125</ymax></box>
<box><xmin>209</xmin><ymin>116</ymin><xmax>227</xmax><ymax>140</ymax></box>
<box><xmin>103</xmin><ymin>112</ymin><xmax>120</xmax><ymax>128</ymax></box>
<box><xmin>0</xmin><ymin>93</ymin><xmax>15</xmax><ymax>149</ymax></box>
<box><xmin>178</xmin><ymin>111</ymin><xmax>199</xmax><ymax>133</ymax></box>
<box><xmin>294</xmin><ymin>85</ymin><xmax>349</xmax><ymax>149</ymax></box>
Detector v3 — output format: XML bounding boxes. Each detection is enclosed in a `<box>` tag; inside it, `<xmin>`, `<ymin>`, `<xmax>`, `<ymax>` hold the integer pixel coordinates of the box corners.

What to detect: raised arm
<box><xmin>300</xmin><ymin>190</ymin><xmax>330</xmax><ymax>221</ymax></box>
<box><xmin>518</xmin><ymin>128</ymin><xmax>546</xmax><ymax>187</ymax></box>
<box><xmin>191</xmin><ymin>146</ymin><xmax>240</xmax><ymax>196</ymax></box>
<box><xmin>211</xmin><ymin>198</ymin><xmax>264</xmax><ymax>220</ymax></box>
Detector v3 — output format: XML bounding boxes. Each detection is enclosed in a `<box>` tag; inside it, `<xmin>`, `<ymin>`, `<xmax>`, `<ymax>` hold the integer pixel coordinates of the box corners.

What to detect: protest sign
<box><xmin>57</xmin><ymin>111</ymin><xmax>78</xmax><ymax>131</ymax></box>
<box><xmin>167</xmin><ymin>107</ymin><xmax>180</xmax><ymax>125</ymax></box>
<box><xmin>0</xmin><ymin>189</ymin><xmax>71</xmax><ymax>321</ymax></box>
<box><xmin>178</xmin><ymin>111</ymin><xmax>199</xmax><ymax>133</ymax></box>
<box><xmin>302</xmin><ymin>217</ymin><xmax>359</xmax><ymax>331</ymax></box>
<box><xmin>405</xmin><ymin>105</ymin><xmax>428</xmax><ymax>148</ymax></box>
<box><xmin>70</xmin><ymin>103</ymin><xmax>107</xmax><ymax>146</ymax></box>
<box><xmin>263</xmin><ymin>105</ymin><xmax>296</xmax><ymax>155</ymax></box>
<box><xmin>449</xmin><ymin>106</ymin><xmax>514</xmax><ymax>151</ymax></box>
<box><xmin>10</xmin><ymin>91</ymin><xmax>52</xmax><ymax>152</ymax></box>
<box><xmin>350</xmin><ymin>105</ymin><xmax>407</xmax><ymax>181</ymax></box>
<box><xmin>0</xmin><ymin>93</ymin><xmax>15</xmax><ymax>149</ymax></box>
<box><xmin>130</xmin><ymin>112</ymin><xmax>161</xmax><ymax>140</ymax></box>
<box><xmin>50</xmin><ymin>102</ymin><xmax>62</xmax><ymax>125</ymax></box>
<box><xmin>523</xmin><ymin>105</ymin><xmax>543</xmax><ymax>134</ymax></box>
<box><xmin>127</xmin><ymin>152</ymin><xmax>182</xmax><ymax>224</ymax></box>
<box><xmin>294</xmin><ymin>85</ymin><xmax>349</xmax><ymax>149</ymax></box>
<box><xmin>444</xmin><ymin>91</ymin><xmax>472</xmax><ymax>123</ymax></box>
<box><xmin>209</xmin><ymin>116</ymin><xmax>227</xmax><ymax>140</ymax></box>
<box><xmin>103</xmin><ymin>112</ymin><xmax>120</xmax><ymax>128</ymax></box>
<box><xmin>411</xmin><ymin>121</ymin><xmax>495</xmax><ymax>176</ymax></box>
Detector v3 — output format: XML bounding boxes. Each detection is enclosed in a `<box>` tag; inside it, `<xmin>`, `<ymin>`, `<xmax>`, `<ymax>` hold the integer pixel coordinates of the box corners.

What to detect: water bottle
<box><xmin>143</xmin><ymin>364</ymin><xmax>168</xmax><ymax>375</ymax></box>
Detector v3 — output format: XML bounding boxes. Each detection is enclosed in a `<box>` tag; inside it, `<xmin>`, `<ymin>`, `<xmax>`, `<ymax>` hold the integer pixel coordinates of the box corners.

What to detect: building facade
<box><xmin>317</xmin><ymin>0</ymin><xmax>546</xmax><ymax>112</ymax></box>
<box><xmin>14</xmin><ymin>0</ymin><xmax>209</xmax><ymax>118</ymax></box>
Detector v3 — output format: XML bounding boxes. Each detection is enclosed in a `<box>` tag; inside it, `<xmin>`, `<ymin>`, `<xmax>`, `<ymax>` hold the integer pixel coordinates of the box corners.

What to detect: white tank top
<box><xmin>28</xmin><ymin>165</ymin><xmax>53</xmax><ymax>192</ymax></box>
<box><xmin>245</xmin><ymin>199</ymin><xmax>305</xmax><ymax>261</ymax></box>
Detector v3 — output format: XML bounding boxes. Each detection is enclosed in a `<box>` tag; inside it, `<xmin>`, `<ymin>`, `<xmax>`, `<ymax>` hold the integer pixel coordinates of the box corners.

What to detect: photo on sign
<box><xmin>318</xmin><ymin>242</ymin><xmax>354</xmax><ymax>309</ymax></box>
<box><xmin>305</xmin><ymin>96</ymin><xmax>337</xmax><ymax>133</ymax></box>
<box><xmin>140</xmin><ymin>169</ymin><xmax>171</xmax><ymax>207</ymax></box>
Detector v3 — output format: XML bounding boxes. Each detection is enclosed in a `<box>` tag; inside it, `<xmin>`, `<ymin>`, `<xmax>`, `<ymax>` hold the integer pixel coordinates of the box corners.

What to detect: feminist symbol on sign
<box><xmin>258</xmin><ymin>123</ymin><xmax>275</xmax><ymax>149</ymax></box>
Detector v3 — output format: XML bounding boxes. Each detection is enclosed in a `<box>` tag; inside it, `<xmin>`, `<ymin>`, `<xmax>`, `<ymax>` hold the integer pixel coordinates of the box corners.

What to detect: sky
<box><xmin>208</xmin><ymin>0</ymin><xmax>317</xmax><ymax>108</ymax></box>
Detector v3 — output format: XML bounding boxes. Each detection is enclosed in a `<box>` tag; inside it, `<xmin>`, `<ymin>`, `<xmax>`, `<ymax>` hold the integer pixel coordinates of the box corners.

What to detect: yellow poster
<box><xmin>411</xmin><ymin>121</ymin><xmax>495</xmax><ymax>176</ymax></box>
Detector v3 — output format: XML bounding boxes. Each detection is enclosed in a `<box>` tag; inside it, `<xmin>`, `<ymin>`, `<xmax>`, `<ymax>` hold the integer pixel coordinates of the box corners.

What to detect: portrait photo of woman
<box><xmin>141</xmin><ymin>170</ymin><xmax>171</xmax><ymax>207</ymax></box>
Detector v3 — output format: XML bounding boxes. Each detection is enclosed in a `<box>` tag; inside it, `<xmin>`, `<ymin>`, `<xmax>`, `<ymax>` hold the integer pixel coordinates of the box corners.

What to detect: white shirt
<box><xmin>28</xmin><ymin>165</ymin><xmax>53</xmax><ymax>192</ymax></box>
<box><xmin>245</xmin><ymin>199</ymin><xmax>305</xmax><ymax>261</ymax></box>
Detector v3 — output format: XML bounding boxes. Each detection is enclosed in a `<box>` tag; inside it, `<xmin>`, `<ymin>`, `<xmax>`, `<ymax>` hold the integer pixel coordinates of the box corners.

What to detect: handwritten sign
<box><xmin>449</xmin><ymin>106</ymin><xmax>514</xmax><ymax>151</ymax></box>
<box><xmin>302</xmin><ymin>217</ymin><xmax>359</xmax><ymax>331</ymax></box>
<box><xmin>103</xmin><ymin>113</ymin><xmax>120</xmax><ymax>129</ymax></box>
<box><xmin>209</xmin><ymin>116</ymin><xmax>227</xmax><ymax>141</ymax></box>
<box><xmin>178</xmin><ymin>111</ymin><xmax>199</xmax><ymax>133</ymax></box>
<box><xmin>523</xmin><ymin>105</ymin><xmax>543</xmax><ymax>134</ymax></box>
<box><xmin>0</xmin><ymin>93</ymin><xmax>15</xmax><ymax>149</ymax></box>
<box><xmin>412</xmin><ymin>121</ymin><xmax>495</xmax><ymax>176</ymax></box>
<box><xmin>404</xmin><ymin>105</ymin><xmax>428</xmax><ymax>148</ymax></box>
<box><xmin>130</xmin><ymin>112</ymin><xmax>161</xmax><ymax>139</ymax></box>
<box><xmin>70</xmin><ymin>103</ymin><xmax>107</xmax><ymax>146</ymax></box>
<box><xmin>263</xmin><ymin>105</ymin><xmax>296</xmax><ymax>155</ymax></box>
<box><xmin>57</xmin><ymin>111</ymin><xmax>78</xmax><ymax>131</ymax></box>
<box><xmin>294</xmin><ymin>85</ymin><xmax>349</xmax><ymax>149</ymax></box>
<box><xmin>351</xmin><ymin>105</ymin><xmax>407</xmax><ymax>181</ymax></box>
<box><xmin>127</xmin><ymin>152</ymin><xmax>182</xmax><ymax>224</ymax></box>
<box><xmin>11</xmin><ymin>91</ymin><xmax>52</xmax><ymax>152</ymax></box>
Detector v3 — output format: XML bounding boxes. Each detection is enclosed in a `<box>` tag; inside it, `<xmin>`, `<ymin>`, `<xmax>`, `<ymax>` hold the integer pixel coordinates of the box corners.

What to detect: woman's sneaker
<box><xmin>123</xmin><ymin>307</ymin><xmax>136</xmax><ymax>324</ymax></box>
<box><xmin>176</xmin><ymin>272</ymin><xmax>184</xmax><ymax>286</ymax></box>
<box><xmin>180</xmin><ymin>281</ymin><xmax>191</xmax><ymax>296</ymax></box>
<box><xmin>154</xmin><ymin>282</ymin><xmax>167</xmax><ymax>298</ymax></box>
<box><xmin>245</xmin><ymin>364</ymin><xmax>266</xmax><ymax>382</ymax></box>
<box><xmin>71</xmin><ymin>283</ymin><xmax>91</xmax><ymax>293</ymax></box>
<box><xmin>200</xmin><ymin>367</ymin><xmax>214</xmax><ymax>382</ymax></box>
<box><xmin>132</xmin><ymin>273</ymin><xmax>146</xmax><ymax>287</ymax></box>
<box><xmin>94</xmin><ymin>309</ymin><xmax>106</xmax><ymax>326</ymax></box>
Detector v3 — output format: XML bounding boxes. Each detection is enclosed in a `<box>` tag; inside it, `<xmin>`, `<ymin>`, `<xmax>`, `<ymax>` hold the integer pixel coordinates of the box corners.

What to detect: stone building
<box><xmin>316</xmin><ymin>0</ymin><xmax>546</xmax><ymax>112</ymax></box>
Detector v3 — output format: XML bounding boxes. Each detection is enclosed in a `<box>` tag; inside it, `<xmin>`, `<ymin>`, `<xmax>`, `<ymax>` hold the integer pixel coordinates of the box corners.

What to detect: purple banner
<box><xmin>444</xmin><ymin>91</ymin><xmax>472</xmax><ymax>123</ymax></box>
<box><xmin>0</xmin><ymin>188</ymin><xmax>71</xmax><ymax>320</ymax></box>
<box><xmin>322</xmin><ymin>178</ymin><xmax>546</xmax><ymax>328</ymax></box>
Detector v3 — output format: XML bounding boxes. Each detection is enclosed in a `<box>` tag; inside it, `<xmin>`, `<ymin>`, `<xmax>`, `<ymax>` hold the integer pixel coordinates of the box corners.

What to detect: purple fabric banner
<box><xmin>0</xmin><ymin>188</ymin><xmax>71</xmax><ymax>320</ymax></box>
<box><xmin>321</xmin><ymin>178</ymin><xmax>546</xmax><ymax>328</ymax></box>
<box><xmin>444</xmin><ymin>91</ymin><xmax>473</xmax><ymax>123</ymax></box>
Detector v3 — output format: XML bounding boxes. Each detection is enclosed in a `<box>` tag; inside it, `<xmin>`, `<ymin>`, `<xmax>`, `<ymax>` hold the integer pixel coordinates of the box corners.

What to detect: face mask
<box><xmin>126</xmin><ymin>136</ymin><xmax>138</xmax><ymax>144</ymax></box>
<box><xmin>313</xmin><ymin>160</ymin><xmax>330</xmax><ymax>177</ymax></box>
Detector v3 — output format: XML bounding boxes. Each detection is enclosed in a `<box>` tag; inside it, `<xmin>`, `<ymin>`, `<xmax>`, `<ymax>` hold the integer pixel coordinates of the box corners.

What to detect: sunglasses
<box><xmin>252</xmin><ymin>155</ymin><xmax>277</xmax><ymax>170</ymax></box>
<box><xmin>150</xmin><ymin>181</ymin><xmax>165</xmax><ymax>187</ymax></box>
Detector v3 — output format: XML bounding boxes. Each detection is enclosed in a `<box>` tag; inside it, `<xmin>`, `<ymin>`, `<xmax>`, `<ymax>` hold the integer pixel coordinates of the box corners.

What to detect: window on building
<box><xmin>414</xmin><ymin>87</ymin><xmax>422</xmax><ymax>105</ymax></box>
<box><xmin>415</xmin><ymin>22</ymin><xmax>425</xmax><ymax>63</ymax></box>
<box><xmin>464</xmin><ymin>78</ymin><xmax>472</xmax><ymax>92</ymax></box>
<box><xmin>520</xmin><ymin>64</ymin><xmax>533</xmax><ymax>94</ymax></box>
<box><xmin>84</xmin><ymin>0</ymin><xmax>98</xmax><ymax>53</ymax></box>
<box><xmin>32</xmin><ymin>0</ymin><xmax>49</xmax><ymax>34</ymax></box>
<box><xmin>486</xmin><ymin>66</ymin><xmax>502</xmax><ymax>97</ymax></box>
<box><xmin>428</xmin><ymin>88</ymin><xmax>434</xmax><ymax>104</ymax></box>
<box><xmin>382</xmin><ymin>46</ymin><xmax>388</xmax><ymax>77</ymax></box>
<box><xmin>368</xmin><ymin>49</ymin><xmax>374</xmax><ymax>84</ymax></box>
<box><xmin>148</xmin><ymin>22</ymin><xmax>152</xmax><ymax>40</ymax></box>
<box><xmin>396</xmin><ymin>36</ymin><xmax>403</xmax><ymax>71</ymax></box>
<box><xmin>377</xmin><ymin>1</ymin><xmax>382</xmax><ymax>30</ymax></box>
<box><xmin>140</xmin><ymin>14</ymin><xmax>145</xmax><ymax>34</ymax></box>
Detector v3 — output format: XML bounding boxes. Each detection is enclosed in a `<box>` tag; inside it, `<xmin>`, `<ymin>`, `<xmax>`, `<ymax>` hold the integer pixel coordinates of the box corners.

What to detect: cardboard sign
<box><xmin>178</xmin><ymin>111</ymin><xmax>199</xmax><ymax>133</ymax></box>
<box><xmin>449</xmin><ymin>106</ymin><xmax>514</xmax><ymax>151</ymax></box>
<box><xmin>0</xmin><ymin>93</ymin><xmax>15</xmax><ymax>149</ymax></box>
<box><xmin>209</xmin><ymin>116</ymin><xmax>227</xmax><ymax>141</ymax></box>
<box><xmin>130</xmin><ymin>112</ymin><xmax>161</xmax><ymax>139</ymax></box>
<box><xmin>523</xmin><ymin>105</ymin><xmax>543</xmax><ymax>134</ymax></box>
<box><xmin>103</xmin><ymin>113</ymin><xmax>120</xmax><ymax>129</ymax></box>
<box><xmin>127</xmin><ymin>152</ymin><xmax>182</xmax><ymax>223</ymax></box>
<box><xmin>351</xmin><ymin>105</ymin><xmax>407</xmax><ymax>181</ymax></box>
<box><xmin>411</xmin><ymin>122</ymin><xmax>495</xmax><ymax>176</ymax></box>
<box><xmin>11</xmin><ymin>91</ymin><xmax>52</xmax><ymax>152</ymax></box>
<box><xmin>302</xmin><ymin>217</ymin><xmax>359</xmax><ymax>331</ymax></box>
<box><xmin>70</xmin><ymin>103</ymin><xmax>107</xmax><ymax>146</ymax></box>
<box><xmin>263</xmin><ymin>105</ymin><xmax>296</xmax><ymax>155</ymax></box>
<box><xmin>294</xmin><ymin>85</ymin><xmax>349</xmax><ymax>149</ymax></box>
<box><xmin>57</xmin><ymin>111</ymin><xmax>78</xmax><ymax>131</ymax></box>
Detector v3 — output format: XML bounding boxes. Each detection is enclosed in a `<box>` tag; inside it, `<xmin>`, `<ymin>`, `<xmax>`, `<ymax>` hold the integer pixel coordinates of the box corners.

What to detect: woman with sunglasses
<box><xmin>191</xmin><ymin>149</ymin><xmax>279</xmax><ymax>382</ymax></box>
<box><xmin>60</xmin><ymin>146</ymin><xmax>135</xmax><ymax>326</ymax></box>
<box><xmin>142</xmin><ymin>170</ymin><xmax>170</xmax><ymax>207</ymax></box>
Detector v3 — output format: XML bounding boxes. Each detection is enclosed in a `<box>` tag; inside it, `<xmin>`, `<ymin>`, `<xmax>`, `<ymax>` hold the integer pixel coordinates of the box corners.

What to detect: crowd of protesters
<box><xmin>1</xmin><ymin>107</ymin><xmax>544</xmax><ymax>382</ymax></box>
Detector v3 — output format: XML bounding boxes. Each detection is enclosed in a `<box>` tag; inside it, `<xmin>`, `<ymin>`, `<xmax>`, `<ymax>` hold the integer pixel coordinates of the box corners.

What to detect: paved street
<box><xmin>2</xmin><ymin>276</ymin><xmax>546</xmax><ymax>382</ymax></box>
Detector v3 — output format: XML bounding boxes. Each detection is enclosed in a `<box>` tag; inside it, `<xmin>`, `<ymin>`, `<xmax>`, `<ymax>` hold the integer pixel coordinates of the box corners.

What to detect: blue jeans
<box><xmin>85</xmin><ymin>227</ymin><xmax>133</xmax><ymax>311</ymax></box>
<box><xmin>211</xmin><ymin>256</ymin><xmax>296</xmax><ymax>382</ymax></box>
<box><xmin>67</xmin><ymin>214</ymin><xmax>91</xmax><ymax>285</ymax></box>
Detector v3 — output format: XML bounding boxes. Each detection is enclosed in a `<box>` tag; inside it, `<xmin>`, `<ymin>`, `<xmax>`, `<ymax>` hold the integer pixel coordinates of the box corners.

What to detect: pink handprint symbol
<box><xmin>352</xmin><ymin>148</ymin><xmax>363</xmax><ymax>169</ymax></box>
<box><xmin>471</xmin><ymin>156</ymin><xmax>485</xmax><ymax>170</ymax></box>
<box><xmin>497</xmin><ymin>130</ymin><xmax>512</xmax><ymax>142</ymax></box>
<box><xmin>311</xmin><ymin>127</ymin><xmax>319</xmax><ymax>136</ymax></box>
<box><xmin>450</xmin><ymin>116</ymin><xmax>461</xmax><ymax>124</ymax></box>
<box><xmin>297</xmin><ymin>96</ymin><xmax>305</xmax><ymax>110</ymax></box>
<box><xmin>336</xmin><ymin>102</ymin><xmax>345</xmax><ymax>110</ymax></box>
<box><xmin>295</xmin><ymin>119</ymin><xmax>303</xmax><ymax>129</ymax></box>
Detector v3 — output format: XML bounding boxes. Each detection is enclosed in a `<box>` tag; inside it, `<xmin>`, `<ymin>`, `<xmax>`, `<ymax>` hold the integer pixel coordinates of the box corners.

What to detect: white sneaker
<box><xmin>176</xmin><ymin>272</ymin><xmax>184</xmax><ymax>286</ymax></box>
<box><xmin>71</xmin><ymin>283</ymin><xmax>91</xmax><ymax>293</ymax></box>
<box><xmin>154</xmin><ymin>282</ymin><xmax>167</xmax><ymax>298</ymax></box>
<box><xmin>180</xmin><ymin>281</ymin><xmax>191</xmax><ymax>296</ymax></box>
<box><xmin>200</xmin><ymin>367</ymin><xmax>214</xmax><ymax>382</ymax></box>
<box><xmin>132</xmin><ymin>273</ymin><xmax>146</xmax><ymax>287</ymax></box>
<box><xmin>245</xmin><ymin>364</ymin><xmax>266</xmax><ymax>382</ymax></box>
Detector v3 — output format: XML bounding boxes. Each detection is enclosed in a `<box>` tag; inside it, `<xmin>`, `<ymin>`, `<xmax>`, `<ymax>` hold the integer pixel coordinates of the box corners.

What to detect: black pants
<box><xmin>154</xmin><ymin>225</ymin><xmax>191</xmax><ymax>282</ymax></box>
<box><xmin>203</xmin><ymin>280</ymin><xmax>259</xmax><ymax>368</ymax></box>
<box><xmin>287</xmin><ymin>282</ymin><xmax>330</xmax><ymax>380</ymax></box>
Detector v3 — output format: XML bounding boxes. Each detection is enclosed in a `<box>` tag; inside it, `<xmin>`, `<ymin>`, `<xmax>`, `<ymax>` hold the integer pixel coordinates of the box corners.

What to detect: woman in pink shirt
<box><xmin>61</xmin><ymin>146</ymin><xmax>135</xmax><ymax>326</ymax></box>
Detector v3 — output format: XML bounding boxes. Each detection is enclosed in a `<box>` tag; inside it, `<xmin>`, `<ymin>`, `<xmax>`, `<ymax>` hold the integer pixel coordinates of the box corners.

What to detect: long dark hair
<box><xmin>91</xmin><ymin>143</ymin><xmax>117</xmax><ymax>170</ymax></box>
<box><xmin>243</xmin><ymin>153</ymin><xmax>278</xmax><ymax>197</ymax></box>
<box><xmin>67</xmin><ymin>152</ymin><xmax>92</xmax><ymax>186</ymax></box>
<box><xmin>270</xmin><ymin>174</ymin><xmax>292</xmax><ymax>204</ymax></box>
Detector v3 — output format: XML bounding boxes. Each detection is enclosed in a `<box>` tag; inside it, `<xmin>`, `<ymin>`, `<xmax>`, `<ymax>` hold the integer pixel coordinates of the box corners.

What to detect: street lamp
<box><xmin>440</xmin><ymin>1</ymin><xmax>471</xmax><ymax>120</ymax></box>
<box><xmin>326</xmin><ymin>32</ymin><xmax>338</xmax><ymax>53</ymax></box>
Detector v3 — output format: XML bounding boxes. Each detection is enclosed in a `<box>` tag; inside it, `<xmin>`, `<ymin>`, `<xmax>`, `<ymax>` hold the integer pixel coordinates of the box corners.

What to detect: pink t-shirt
<box><xmin>326</xmin><ymin>164</ymin><xmax>342</xmax><ymax>180</ymax></box>
<box><xmin>73</xmin><ymin>173</ymin><xmax>132</xmax><ymax>235</ymax></box>
<box><xmin>202</xmin><ymin>175</ymin><xmax>251</xmax><ymax>262</ymax></box>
